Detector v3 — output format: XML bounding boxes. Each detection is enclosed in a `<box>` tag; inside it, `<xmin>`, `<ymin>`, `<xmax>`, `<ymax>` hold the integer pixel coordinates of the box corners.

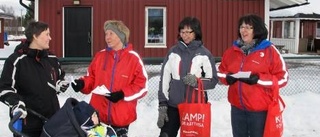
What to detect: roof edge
<box><xmin>270</xmin><ymin>1</ymin><xmax>310</xmax><ymax>11</ymax></box>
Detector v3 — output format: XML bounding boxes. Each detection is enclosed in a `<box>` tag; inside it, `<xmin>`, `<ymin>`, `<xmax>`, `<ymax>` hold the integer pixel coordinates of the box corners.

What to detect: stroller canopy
<box><xmin>40</xmin><ymin>98</ymin><xmax>87</xmax><ymax>137</ymax></box>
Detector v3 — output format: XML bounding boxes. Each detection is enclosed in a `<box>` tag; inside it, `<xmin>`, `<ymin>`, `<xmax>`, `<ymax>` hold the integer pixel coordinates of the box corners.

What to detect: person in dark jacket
<box><xmin>0</xmin><ymin>21</ymin><xmax>69</xmax><ymax>137</ymax></box>
<box><xmin>217</xmin><ymin>14</ymin><xmax>288</xmax><ymax>137</ymax></box>
<box><xmin>157</xmin><ymin>16</ymin><xmax>219</xmax><ymax>137</ymax></box>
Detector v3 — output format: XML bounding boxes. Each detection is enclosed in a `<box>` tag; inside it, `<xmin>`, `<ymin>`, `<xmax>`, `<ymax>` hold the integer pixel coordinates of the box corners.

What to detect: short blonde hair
<box><xmin>104</xmin><ymin>20</ymin><xmax>130</xmax><ymax>44</ymax></box>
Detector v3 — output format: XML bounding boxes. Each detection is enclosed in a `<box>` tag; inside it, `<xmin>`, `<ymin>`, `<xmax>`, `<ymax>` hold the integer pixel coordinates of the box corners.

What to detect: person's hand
<box><xmin>239</xmin><ymin>74</ymin><xmax>259</xmax><ymax>85</ymax></box>
<box><xmin>105</xmin><ymin>91</ymin><xmax>124</xmax><ymax>103</ymax></box>
<box><xmin>56</xmin><ymin>80</ymin><xmax>70</xmax><ymax>94</ymax></box>
<box><xmin>157</xmin><ymin>104</ymin><xmax>169</xmax><ymax>128</ymax></box>
<box><xmin>226</xmin><ymin>73</ymin><xmax>238</xmax><ymax>85</ymax></box>
<box><xmin>182</xmin><ymin>74</ymin><xmax>197</xmax><ymax>87</ymax></box>
<box><xmin>12</xmin><ymin>101</ymin><xmax>27</xmax><ymax>119</ymax></box>
<box><xmin>71</xmin><ymin>79</ymin><xmax>85</xmax><ymax>92</ymax></box>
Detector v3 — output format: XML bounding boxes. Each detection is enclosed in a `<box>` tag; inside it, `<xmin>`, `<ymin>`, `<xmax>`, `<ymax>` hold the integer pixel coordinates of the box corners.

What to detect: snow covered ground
<box><xmin>1</xmin><ymin>40</ymin><xmax>320</xmax><ymax>136</ymax></box>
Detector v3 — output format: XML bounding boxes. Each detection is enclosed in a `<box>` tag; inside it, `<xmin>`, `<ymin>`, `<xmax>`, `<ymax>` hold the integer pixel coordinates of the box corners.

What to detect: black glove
<box><xmin>12</xmin><ymin>101</ymin><xmax>27</xmax><ymax>119</ymax></box>
<box><xmin>55</xmin><ymin>80</ymin><xmax>70</xmax><ymax>94</ymax></box>
<box><xmin>105</xmin><ymin>91</ymin><xmax>124</xmax><ymax>103</ymax></box>
<box><xmin>71</xmin><ymin>79</ymin><xmax>85</xmax><ymax>92</ymax></box>
<box><xmin>157</xmin><ymin>103</ymin><xmax>169</xmax><ymax>128</ymax></box>
<box><xmin>226</xmin><ymin>73</ymin><xmax>238</xmax><ymax>85</ymax></box>
<box><xmin>182</xmin><ymin>74</ymin><xmax>198</xmax><ymax>87</ymax></box>
<box><xmin>239</xmin><ymin>74</ymin><xmax>259</xmax><ymax>85</ymax></box>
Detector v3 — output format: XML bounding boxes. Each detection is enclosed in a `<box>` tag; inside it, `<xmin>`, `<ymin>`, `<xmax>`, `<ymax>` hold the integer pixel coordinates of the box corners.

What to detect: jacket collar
<box><xmin>15</xmin><ymin>41</ymin><xmax>49</xmax><ymax>60</ymax></box>
<box><xmin>178</xmin><ymin>40</ymin><xmax>203</xmax><ymax>51</ymax></box>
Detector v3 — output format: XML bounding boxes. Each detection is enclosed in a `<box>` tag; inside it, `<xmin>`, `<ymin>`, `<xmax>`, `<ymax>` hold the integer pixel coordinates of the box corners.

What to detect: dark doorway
<box><xmin>64</xmin><ymin>7</ymin><xmax>92</xmax><ymax>57</ymax></box>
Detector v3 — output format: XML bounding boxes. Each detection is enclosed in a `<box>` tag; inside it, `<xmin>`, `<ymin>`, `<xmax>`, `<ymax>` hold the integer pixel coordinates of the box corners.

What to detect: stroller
<box><xmin>9</xmin><ymin>98</ymin><xmax>117</xmax><ymax>137</ymax></box>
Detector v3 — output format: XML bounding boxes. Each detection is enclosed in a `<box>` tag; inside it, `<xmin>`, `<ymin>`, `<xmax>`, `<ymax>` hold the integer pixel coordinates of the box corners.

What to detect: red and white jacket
<box><xmin>218</xmin><ymin>40</ymin><xmax>288</xmax><ymax>111</ymax></box>
<box><xmin>80</xmin><ymin>43</ymin><xmax>148</xmax><ymax>126</ymax></box>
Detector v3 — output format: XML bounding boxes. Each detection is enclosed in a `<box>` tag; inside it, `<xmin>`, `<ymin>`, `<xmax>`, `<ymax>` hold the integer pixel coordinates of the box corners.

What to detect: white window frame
<box><xmin>145</xmin><ymin>7</ymin><xmax>167</xmax><ymax>48</ymax></box>
<box><xmin>316</xmin><ymin>22</ymin><xmax>320</xmax><ymax>38</ymax></box>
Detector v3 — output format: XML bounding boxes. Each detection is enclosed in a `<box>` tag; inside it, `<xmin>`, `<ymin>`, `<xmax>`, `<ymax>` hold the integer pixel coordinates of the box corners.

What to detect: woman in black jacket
<box><xmin>0</xmin><ymin>21</ymin><xmax>69</xmax><ymax>137</ymax></box>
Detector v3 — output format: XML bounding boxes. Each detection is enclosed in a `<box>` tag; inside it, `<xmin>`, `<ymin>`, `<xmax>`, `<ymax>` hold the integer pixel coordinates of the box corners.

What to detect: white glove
<box><xmin>12</xmin><ymin>101</ymin><xmax>27</xmax><ymax>119</ymax></box>
<box><xmin>55</xmin><ymin>80</ymin><xmax>70</xmax><ymax>94</ymax></box>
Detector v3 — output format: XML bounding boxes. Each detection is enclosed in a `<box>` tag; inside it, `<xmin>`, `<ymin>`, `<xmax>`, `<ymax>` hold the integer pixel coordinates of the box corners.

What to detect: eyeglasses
<box><xmin>180</xmin><ymin>31</ymin><xmax>194</xmax><ymax>35</ymax></box>
<box><xmin>239</xmin><ymin>26</ymin><xmax>253</xmax><ymax>30</ymax></box>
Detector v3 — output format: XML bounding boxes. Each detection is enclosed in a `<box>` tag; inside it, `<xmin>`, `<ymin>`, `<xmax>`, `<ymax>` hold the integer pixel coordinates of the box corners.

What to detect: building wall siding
<box><xmin>302</xmin><ymin>21</ymin><xmax>317</xmax><ymax>38</ymax></box>
<box><xmin>38</xmin><ymin>0</ymin><xmax>265</xmax><ymax>58</ymax></box>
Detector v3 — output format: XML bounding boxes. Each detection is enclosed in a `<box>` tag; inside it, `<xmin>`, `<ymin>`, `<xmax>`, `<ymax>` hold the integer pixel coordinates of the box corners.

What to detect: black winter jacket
<box><xmin>0</xmin><ymin>41</ymin><xmax>63</xmax><ymax>133</ymax></box>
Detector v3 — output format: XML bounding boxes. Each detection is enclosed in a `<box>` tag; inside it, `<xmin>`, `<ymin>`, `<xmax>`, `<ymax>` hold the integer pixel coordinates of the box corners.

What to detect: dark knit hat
<box><xmin>73</xmin><ymin>101</ymin><xmax>96</xmax><ymax>128</ymax></box>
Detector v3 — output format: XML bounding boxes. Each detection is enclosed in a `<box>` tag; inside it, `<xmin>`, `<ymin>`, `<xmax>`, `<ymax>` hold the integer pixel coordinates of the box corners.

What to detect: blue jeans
<box><xmin>231</xmin><ymin>106</ymin><xmax>267</xmax><ymax>137</ymax></box>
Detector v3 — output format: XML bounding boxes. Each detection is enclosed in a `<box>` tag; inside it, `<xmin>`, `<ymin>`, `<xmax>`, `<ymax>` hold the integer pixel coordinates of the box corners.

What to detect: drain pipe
<box><xmin>19</xmin><ymin>0</ymin><xmax>34</xmax><ymax>13</ymax></box>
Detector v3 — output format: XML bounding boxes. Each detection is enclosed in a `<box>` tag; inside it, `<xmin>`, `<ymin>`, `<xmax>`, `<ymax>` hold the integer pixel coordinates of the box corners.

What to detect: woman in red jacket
<box><xmin>217</xmin><ymin>14</ymin><xmax>288</xmax><ymax>137</ymax></box>
<box><xmin>71</xmin><ymin>20</ymin><xmax>148</xmax><ymax>137</ymax></box>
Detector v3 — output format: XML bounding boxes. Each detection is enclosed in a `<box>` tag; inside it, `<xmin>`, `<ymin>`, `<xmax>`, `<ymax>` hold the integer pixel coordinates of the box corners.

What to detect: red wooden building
<box><xmin>0</xmin><ymin>11</ymin><xmax>14</xmax><ymax>49</ymax></box>
<box><xmin>21</xmin><ymin>0</ymin><xmax>308</xmax><ymax>59</ymax></box>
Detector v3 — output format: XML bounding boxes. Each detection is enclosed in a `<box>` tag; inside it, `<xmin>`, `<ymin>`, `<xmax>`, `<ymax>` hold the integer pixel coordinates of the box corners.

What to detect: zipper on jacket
<box><xmin>239</xmin><ymin>55</ymin><xmax>247</xmax><ymax>110</ymax></box>
<box><xmin>107</xmin><ymin>51</ymin><xmax>119</xmax><ymax>124</ymax></box>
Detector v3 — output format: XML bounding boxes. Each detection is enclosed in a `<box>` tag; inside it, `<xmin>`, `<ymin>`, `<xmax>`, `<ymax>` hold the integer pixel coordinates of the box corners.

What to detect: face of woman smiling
<box><xmin>30</xmin><ymin>28</ymin><xmax>52</xmax><ymax>50</ymax></box>
<box><xmin>239</xmin><ymin>22</ymin><xmax>254</xmax><ymax>44</ymax></box>
<box><xmin>180</xmin><ymin>26</ymin><xmax>195</xmax><ymax>44</ymax></box>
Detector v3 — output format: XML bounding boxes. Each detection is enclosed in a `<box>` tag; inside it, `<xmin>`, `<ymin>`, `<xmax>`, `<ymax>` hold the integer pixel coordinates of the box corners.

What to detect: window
<box><xmin>145</xmin><ymin>7</ymin><xmax>166</xmax><ymax>48</ymax></box>
<box><xmin>272</xmin><ymin>21</ymin><xmax>282</xmax><ymax>38</ymax></box>
<box><xmin>316</xmin><ymin>22</ymin><xmax>320</xmax><ymax>38</ymax></box>
<box><xmin>283</xmin><ymin>21</ymin><xmax>295</xmax><ymax>38</ymax></box>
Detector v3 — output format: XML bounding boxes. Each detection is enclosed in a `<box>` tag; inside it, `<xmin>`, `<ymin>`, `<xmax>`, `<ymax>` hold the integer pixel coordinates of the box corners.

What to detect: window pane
<box><xmin>284</xmin><ymin>21</ymin><xmax>289</xmax><ymax>38</ymax></box>
<box><xmin>148</xmin><ymin>9</ymin><xmax>163</xmax><ymax>43</ymax></box>
<box><xmin>284</xmin><ymin>21</ymin><xmax>294</xmax><ymax>38</ymax></box>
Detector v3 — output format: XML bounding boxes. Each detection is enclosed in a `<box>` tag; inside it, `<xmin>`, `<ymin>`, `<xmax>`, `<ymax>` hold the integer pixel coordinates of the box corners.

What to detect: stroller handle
<box><xmin>8</xmin><ymin>109</ymin><xmax>49</xmax><ymax>137</ymax></box>
<box><xmin>27</xmin><ymin>108</ymin><xmax>49</xmax><ymax>121</ymax></box>
<box><xmin>8</xmin><ymin>111</ymin><xmax>29</xmax><ymax>137</ymax></box>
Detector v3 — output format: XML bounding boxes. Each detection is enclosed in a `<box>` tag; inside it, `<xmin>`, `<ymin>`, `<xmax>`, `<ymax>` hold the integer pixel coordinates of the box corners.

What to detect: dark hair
<box><xmin>25</xmin><ymin>20</ymin><xmax>49</xmax><ymax>42</ymax></box>
<box><xmin>177</xmin><ymin>17</ymin><xmax>202</xmax><ymax>41</ymax></box>
<box><xmin>238</xmin><ymin>14</ymin><xmax>268</xmax><ymax>44</ymax></box>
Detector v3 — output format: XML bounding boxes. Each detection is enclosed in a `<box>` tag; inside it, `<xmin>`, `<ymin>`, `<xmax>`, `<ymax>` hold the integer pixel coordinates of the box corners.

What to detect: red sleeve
<box><xmin>121</xmin><ymin>54</ymin><xmax>148</xmax><ymax>101</ymax></box>
<box><xmin>257</xmin><ymin>46</ymin><xmax>288</xmax><ymax>88</ymax></box>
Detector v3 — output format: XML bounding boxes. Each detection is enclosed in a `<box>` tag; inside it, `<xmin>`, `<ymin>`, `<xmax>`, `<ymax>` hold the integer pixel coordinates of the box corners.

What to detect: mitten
<box><xmin>239</xmin><ymin>74</ymin><xmax>259</xmax><ymax>85</ymax></box>
<box><xmin>226</xmin><ymin>73</ymin><xmax>238</xmax><ymax>85</ymax></box>
<box><xmin>157</xmin><ymin>104</ymin><xmax>169</xmax><ymax>128</ymax></box>
<box><xmin>56</xmin><ymin>80</ymin><xmax>70</xmax><ymax>94</ymax></box>
<box><xmin>12</xmin><ymin>101</ymin><xmax>27</xmax><ymax>119</ymax></box>
<box><xmin>3</xmin><ymin>93</ymin><xmax>26</xmax><ymax>118</ymax></box>
<box><xmin>105</xmin><ymin>91</ymin><xmax>124</xmax><ymax>103</ymax></box>
<box><xmin>71</xmin><ymin>79</ymin><xmax>85</xmax><ymax>92</ymax></box>
<box><xmin>182</xmin><ymin>74</ymin><xmax>198</xmax><ymax>87</ymax></box>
